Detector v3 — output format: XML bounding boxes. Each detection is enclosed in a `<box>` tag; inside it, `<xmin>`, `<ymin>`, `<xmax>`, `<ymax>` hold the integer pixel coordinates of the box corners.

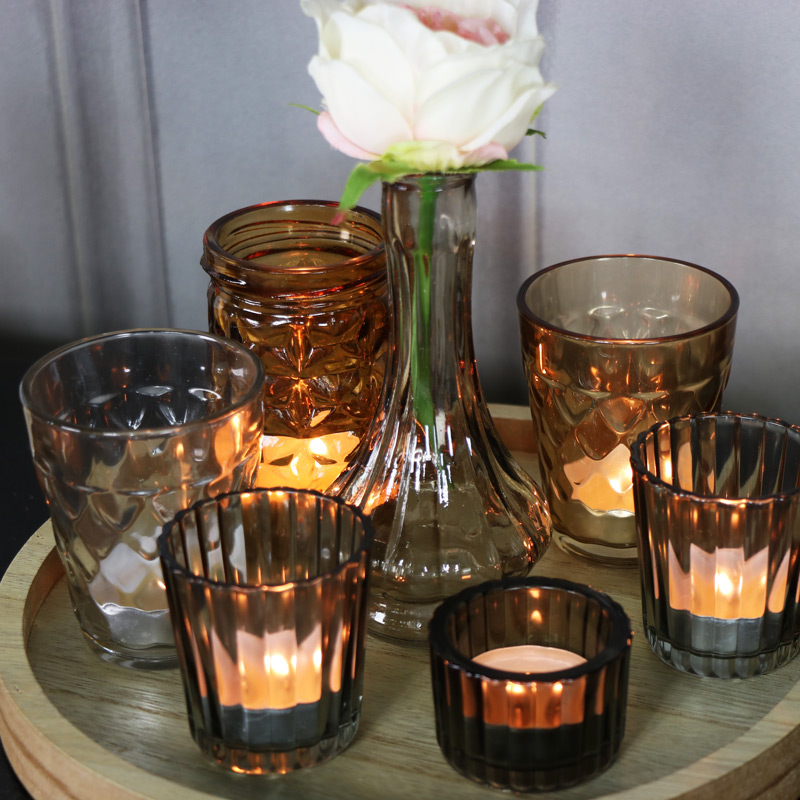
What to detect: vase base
<box><xmin>368</xmin><ymin>594</ymin><xmax>442</xmax><ymax>643</ymax></box>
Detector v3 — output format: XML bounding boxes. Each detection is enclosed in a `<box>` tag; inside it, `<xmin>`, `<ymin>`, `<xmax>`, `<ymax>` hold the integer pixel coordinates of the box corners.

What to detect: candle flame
<box><xmin>714</xmin><ymin>570</ymin><xmax>737</xmax><ymax>598</ymax></box>
<box><xmin>268</xmin><ymin>653</ymin><xmax>291</xmax><ymax>677</ymax></box>
<box><xmin>668</xmin><ymin>543</ymin><xmax>787</xmax><ymax>619</ymax></box>
<box><xmin>309</xmin><ymin>437</ymin><xmax>328</xmax><ymax>456</ymax></box>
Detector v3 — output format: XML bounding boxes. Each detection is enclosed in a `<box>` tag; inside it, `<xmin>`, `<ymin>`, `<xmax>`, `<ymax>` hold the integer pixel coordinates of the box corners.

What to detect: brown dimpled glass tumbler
<box><xmin>518</xmin><ymin>255</ymin><xmax>738</xmax><ymax>563</ymax></box>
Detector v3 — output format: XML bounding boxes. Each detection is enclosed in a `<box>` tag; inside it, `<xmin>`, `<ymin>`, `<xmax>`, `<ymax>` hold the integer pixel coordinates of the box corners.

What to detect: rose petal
<box><xmin>462</xmin><ymin>82</ymin><xmax>555</xmax><ymax>151</ymax></box>
<box><xmin>414</xmin><ymin>39</ymin><xmax>544</xmax><ymax>110</ymax></box>
<box><xmin>358</xmin><ymin>4</ymin><xmax>454</xmax><ymax>70</ymax></box>
<box><xmin>308</xmin><ymin>57</ymin><xmax>414</xmax><ymax>154</ymax></box>
<box><xmin>459</xmin><ymin>141</ymin><xmax>508</xmax><ymax>165</ymax></box>
<box><xmin>414</xmin><ymin>62</ymin><xmax>541</xmax><ymax>148</ymax></box>
<box><xmin>324</xmin><ymin>8</ymin><xmax>417</xmax><ymax>119</ymax></box>
<box><xmin>467</xmin><ymin>83</ymin><xmax>556</xmax><ymax>150</ymax></box>
<box><xmin>397</xmin><ymin>0</ymin><xmax>522</xmax><ymax>37</ymax></box>
<box><xmin>317</xmin><ymin>112</ymin><xmax>378</xmax><ymax>160</ymax></box>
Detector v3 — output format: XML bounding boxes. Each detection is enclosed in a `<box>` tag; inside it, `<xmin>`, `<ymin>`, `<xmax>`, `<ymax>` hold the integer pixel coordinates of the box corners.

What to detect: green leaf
<box><xmin>526</xmin><ymin>128</ymin><xmax>547</xmax><ymax>138</ymax></box>
<box><xmin>460</xmin><ymin>158</ymin><xmax>544</xmax><ymax>173</ymax></box>
<box><xmin>337</xmin><ymin>157</ymin><xmax>543</xmax><ymax>211</ymax></box>
<box><xmin>339</xmin><ymin>164</ymin><xmax>384</xmax><ymax>211</ymax></box>
<box><xmin>289</xmin><ymin>103</ymin><xmax>321</xmax><ymax>116</ymax></box>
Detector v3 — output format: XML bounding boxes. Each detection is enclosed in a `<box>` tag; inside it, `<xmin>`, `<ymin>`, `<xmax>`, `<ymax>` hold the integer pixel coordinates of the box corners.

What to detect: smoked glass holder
<box><xmin>429</xmin><ymin>577</ymin><xmax>632</xmax><ymax>792</ymax></box>
<box><xmin>158</xmin><ymin>488</ymin><xmax>374</xmax><ymax>774</ymax></box>
<box><xmin>632</xmin><ymin>412</ymin><xmax>800</xmax><ymax>678</ymax></box>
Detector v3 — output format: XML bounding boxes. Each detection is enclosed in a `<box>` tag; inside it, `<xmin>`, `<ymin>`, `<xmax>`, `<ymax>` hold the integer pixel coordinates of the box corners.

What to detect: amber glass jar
<box><xmin>202</xmin><ymin>201</ymin><xmax>388</xmax><ymax>492</ymax></box>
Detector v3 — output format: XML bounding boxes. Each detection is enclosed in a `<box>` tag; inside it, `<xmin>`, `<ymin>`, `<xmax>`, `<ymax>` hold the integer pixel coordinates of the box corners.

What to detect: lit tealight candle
<box><xmin>473</xmin><ymin>646</ymin><xmax>590</xmax><ymax>729</ymax></box>
<box><xmin>473</xmin><ymin>645</ymin><xmax>587</xmax><ymax>673</ymax></box>
<box><xmin>207</xmin><ymin>624</ymin><xmax>344</xmax><ymax>711</ymax></box>
<box><xmin>257</xmin><ymin>431</ymin><xmax>361</xmax><ymax>491</ymax></box>
<box><xmin>564</xmin><ymin>443</ymin><xmax>635</xmax><ymax>514</ymax></box>
<box><xmin>666</xmin><ymin>542</ymin><xmax>789</xmax><ymax>619</ymax></box>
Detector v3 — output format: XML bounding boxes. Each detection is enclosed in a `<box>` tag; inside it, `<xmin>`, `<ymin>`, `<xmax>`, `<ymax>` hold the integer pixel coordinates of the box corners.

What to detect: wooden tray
<box><xmin>2</xmin><ymin>405</ymin><xmax>800</xmax><ymax>800</ymax></box>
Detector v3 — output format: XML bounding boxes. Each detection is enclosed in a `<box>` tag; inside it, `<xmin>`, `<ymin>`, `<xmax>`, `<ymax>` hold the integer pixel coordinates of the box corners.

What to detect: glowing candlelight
<box><xmin>564</xmin><ymin>443</ymin><xmax>635</xmax><ymax>514</ymax></box>
<box><xmin>473</xmin><ymin>646</ymin><xmax>589</xmax><ymax>729</ymax></box>
<box><xmin>256</xmin><ymin>431</ymin><xmax>361</xmax><ymax>491</ymax></box>
<box><xmin>208</xmin><ymin>624</ymin><xmax>343</xmax><ymax>710</ymax></box>
<box><xmin>667</xmin><ymin>542</ymin><xmax>789</xmax><ymax>619</ymax></box>
<box><xmin>473</xmin><ymin>645</ymin><xmax>586</xmax><ymax>673</ymax></box>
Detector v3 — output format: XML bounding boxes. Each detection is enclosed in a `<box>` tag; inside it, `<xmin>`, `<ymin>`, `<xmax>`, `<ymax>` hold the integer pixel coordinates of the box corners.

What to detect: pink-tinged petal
<box><xmin>317</xmin><ymin>112</ymin><xmax>377</xmax><ymax>160</ymax></box>
<box><xmin>399</xmin><ymin>1</ymin><xmax>521</xmax><ymax>38</ymax></box>
<box><xmin>359</xmin><ymin>4</ymin><xmax>453</xmax><ymax>71</ymax></box>
<box><xmin>456</xmin><ymin>17</ymin><xmax>509</xmax><ymax>45</ymax></box>
<box><xmin>308</xmin><ymin>57</ymin><xmax>414</xmax><ymax>154</ymax></box>
<box><xmin>459</xmin><ymin>142</ymin><xmax>508</xmax><ymax>166</ymax></box>
<box><xmin>408</xmin><ymin>6</ymin><xmax>510</xmax><ymax>45</ymax></box>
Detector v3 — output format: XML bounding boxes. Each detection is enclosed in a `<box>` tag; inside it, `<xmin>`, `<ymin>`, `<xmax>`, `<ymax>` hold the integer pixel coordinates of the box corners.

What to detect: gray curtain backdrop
<box><xmin>2</xmin><ymin>1</ymin><xmax>799</xmax><ymax>421</ymax></box>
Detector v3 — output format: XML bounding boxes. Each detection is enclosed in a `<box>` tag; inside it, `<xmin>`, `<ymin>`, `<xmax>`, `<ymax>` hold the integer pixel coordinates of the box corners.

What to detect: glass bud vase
<box><xmin>343</xmin><ymin>174</ymin><xmax>551</xmax><ymax>641</ymax></box>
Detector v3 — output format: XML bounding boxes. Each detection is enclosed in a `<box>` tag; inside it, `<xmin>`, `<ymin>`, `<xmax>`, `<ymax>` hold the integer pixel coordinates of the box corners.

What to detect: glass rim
<box><xmin>158</xmin><ymin>487</ymin><xmax>376</xmax><ymax>591</ymax></box>
<box><xmin>429</xmin><ymin>576</ymin><xmax>632</xmax><ymax>683</ymax></box>
<box><xmin>630</xmin><ymin>411</ymin><xmax>800</xmax><ymax>505</ymax></box>
<box><xmin>19</xmin><ymin>327</ymin><xmax>265</xmax><ymax>439</ymax></box>
<box><xmin>202</xmin><ymin>199</ymin><xmax>384</xmax><ymax>279</ymax></box>
<box><xmin>516</xmin><ymin>254</ymin><xmax>740</xmax><ymax>344</ymax></box>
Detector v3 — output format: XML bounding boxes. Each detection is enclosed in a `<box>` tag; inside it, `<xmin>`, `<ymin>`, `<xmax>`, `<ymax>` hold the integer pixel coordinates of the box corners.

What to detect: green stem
<box><xmin>410</xmin><ymin>177</ymin><xmax>439</xmax><ymax>452</ymax></box>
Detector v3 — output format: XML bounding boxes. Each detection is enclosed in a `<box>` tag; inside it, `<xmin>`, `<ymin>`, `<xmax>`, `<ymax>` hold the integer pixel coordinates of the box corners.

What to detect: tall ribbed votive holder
<box><xmin>159</xmin><ymin>488</ymin><xmax>374</xmax><ymax>774</ymax></box>
<box><xmin>632</xmin><ymin>412</ymin><xmax>800</xmax><ymax>678</ymax></box>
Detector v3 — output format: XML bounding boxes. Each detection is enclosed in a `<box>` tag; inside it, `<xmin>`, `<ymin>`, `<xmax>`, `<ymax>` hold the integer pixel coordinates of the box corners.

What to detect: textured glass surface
<box><xmin>202</xmin><ymin>201</ymin><xmax>388</xmax><ymax>492</ymax></box>
<box><xmin>20</xmin><ymin>330</ymin><xmax>264</xmax><ymax>668</ymax></box>
<box><xmin>429</xmin><ymin>577</ymin><xmax>632</xmax><ymax>792</ymax></box>
<box><xmin>159</xmin><ymin>489</ymin><xmax>373</xmax><ymax>774</ymax></box>
<box><xmin>632</xmin><ymin>413</ymin><xmax>800</xmax><ymax>678</ymax></box>
<box><xmin>343</xmin><ymin>174</ymin><xmax>551</xmax><ymax>641</ymax></box>
<box><xmin>518</xmin><ymin>255</ymin><xmax>738</xmax><ymax>562</ymax></box>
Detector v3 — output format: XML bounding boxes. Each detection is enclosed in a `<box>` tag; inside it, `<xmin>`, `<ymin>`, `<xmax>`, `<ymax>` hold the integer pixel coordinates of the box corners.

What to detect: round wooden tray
<box><xmin>2</xmin><ymin>409</ymin><xmax>800</xmax><ymax>799</ymax></box>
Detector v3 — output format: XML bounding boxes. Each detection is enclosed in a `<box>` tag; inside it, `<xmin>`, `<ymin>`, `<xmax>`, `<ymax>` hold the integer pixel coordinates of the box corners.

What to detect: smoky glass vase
<box><xmin>343</xmin><ymin>174</ymin><xmax>551</xmax><ymax>641</ymax></box>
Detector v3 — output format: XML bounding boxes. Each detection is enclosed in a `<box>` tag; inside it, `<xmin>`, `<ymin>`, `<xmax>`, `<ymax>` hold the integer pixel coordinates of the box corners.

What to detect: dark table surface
<box><xmin>1</xmin><ymin>344</ymin><xmax>55</xmax><ymax>799</ymax></box>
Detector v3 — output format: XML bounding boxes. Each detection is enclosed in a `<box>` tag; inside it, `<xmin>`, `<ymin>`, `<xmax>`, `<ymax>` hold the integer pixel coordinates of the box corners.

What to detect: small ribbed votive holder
<box><xmin>158</xmin><ymin>488</ymin><xmax>374</xmax><ymax>774</ymax></box>
<box><xmin>631</xmin><ymin>412</ymin><xmax>800</xmax><ymax>678</ymax></box>
<box><xmin>428</xmin><ymin>577</ymin><xmax>632</xmax><ymax>792</ymax></box>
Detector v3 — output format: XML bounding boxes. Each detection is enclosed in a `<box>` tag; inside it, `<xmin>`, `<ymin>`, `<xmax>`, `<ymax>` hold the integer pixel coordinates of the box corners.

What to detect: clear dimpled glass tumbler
<box><xmin>20</xmin><ymin>329</ymin><xmax>264</xmax><ymax>669</ymax></box>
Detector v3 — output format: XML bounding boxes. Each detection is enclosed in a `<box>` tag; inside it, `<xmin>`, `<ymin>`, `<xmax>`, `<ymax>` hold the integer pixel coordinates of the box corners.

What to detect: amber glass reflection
<box><xmin>632</xmin><ymin>412</ymin><xmax>800</xmax><ymax>678</ymax></box>
<box><xmin>202</xmin><ymin>201</ymin><xmax>388</xmax><ymax>493</ymax></box>
<box><xmin>518</xmin><ymin>255</ymin><xmax>738</xmax><ymax>563</ymax></box>
<box><xmin>159</xmin><ymin>488</ymin><xmax>373</xmax><ymax>774</ymax></box>
<box><xmin>429</xmin><ymin>577</ymin><xmax>632</xmax><ymax>792</ymax></box>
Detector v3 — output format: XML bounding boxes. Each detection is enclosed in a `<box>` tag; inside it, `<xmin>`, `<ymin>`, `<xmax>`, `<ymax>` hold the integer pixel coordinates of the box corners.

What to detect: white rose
<box><xmin>301</xmin><ymin>0</ymin><xmax>556</xmax><ymax>171</ymax></box>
